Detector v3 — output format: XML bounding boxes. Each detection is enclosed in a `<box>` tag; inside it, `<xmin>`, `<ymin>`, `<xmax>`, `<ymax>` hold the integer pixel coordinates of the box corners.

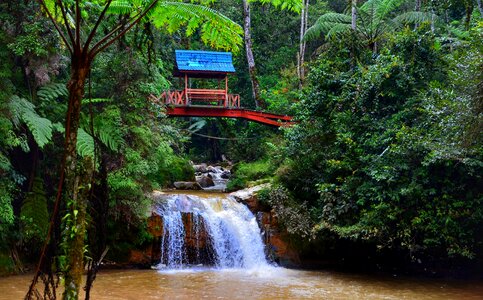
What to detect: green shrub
<box><xmin>226</xmin><ymin>160</ymin><xmax>273</xmax><ymax>191</ymax></box>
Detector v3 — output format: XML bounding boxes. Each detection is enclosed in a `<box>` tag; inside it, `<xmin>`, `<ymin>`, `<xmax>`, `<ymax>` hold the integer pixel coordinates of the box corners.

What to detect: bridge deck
<box><xmin>149</xmin><ymin>90</ymin><xmax>294</xmax><ymax>127</ymax></box>
<box><xmin>166</xmin><ymin>106</ymin><xmax>294</xmax><ymax>127</ymax></box>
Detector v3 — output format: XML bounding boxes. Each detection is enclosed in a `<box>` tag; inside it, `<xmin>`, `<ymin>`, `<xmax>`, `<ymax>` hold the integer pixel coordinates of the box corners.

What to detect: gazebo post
<box><xmin>225</xmin><ymin>75</ymin><xmax>228</xmax><ymax>107</ymax></box>
<box><xmin>184</xmin><ymin>73</ymin><xmax>188</xmax><ymax>105</ymax></box>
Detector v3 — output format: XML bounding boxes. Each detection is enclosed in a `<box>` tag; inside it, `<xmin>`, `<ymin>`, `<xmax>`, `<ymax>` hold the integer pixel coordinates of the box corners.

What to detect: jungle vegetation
<box><xmin>0</xmin><ymin>0</ymin><xmax>481</xmax><ymax>298</ymax></box>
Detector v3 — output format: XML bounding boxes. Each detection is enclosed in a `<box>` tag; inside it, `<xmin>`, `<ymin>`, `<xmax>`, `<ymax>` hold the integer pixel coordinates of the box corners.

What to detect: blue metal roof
<box><xmin>175</xmin><ymin>50</ymin><xmax>235</xmax><ymax>73</ymax></box>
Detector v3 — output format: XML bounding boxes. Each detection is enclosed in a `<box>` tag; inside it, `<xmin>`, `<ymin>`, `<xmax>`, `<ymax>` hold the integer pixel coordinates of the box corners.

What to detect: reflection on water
<box><xmin>1</xmin><ymin>268</ymin><xmax>482</xmax><ymax>300</ymax></box>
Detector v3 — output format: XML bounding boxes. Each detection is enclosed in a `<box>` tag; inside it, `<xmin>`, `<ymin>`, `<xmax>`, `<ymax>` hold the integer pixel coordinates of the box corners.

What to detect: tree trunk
<box><xmin>242</xmin><ymin>0</ymin><xmax>265</xmax><ymax>108</ymax></box>
<box><xmin>414</xmin><ymin>0</ymin><xmax>421</xmax><ymax>29</ymax></box>
<box><xmin>297</xmin><ymin>0</ymin><xmax>309</xmax><ymax>87</ymax></box>
<box><xmin>62</xmin><ymin>52</ymin><xmax>91</xmax><ymax>300</ymax></box>
<box><xmin>477</xmin><ymin>0</ymin><xmax>483</xmax><ymax>17</ymax></box>
<box><xmin>350</xmin><ymin>0</ymin><xmax>357</xmax><ymax>68</ymax></box>
<box><xmin>351</xmin><ymin>0</ymin><xmax>357</xmax><ymax>31</ymax></box>
<box><xmin>464</xmin><ymin>0</ymin><xmax>474</xmax><ymax>29</ymax></box>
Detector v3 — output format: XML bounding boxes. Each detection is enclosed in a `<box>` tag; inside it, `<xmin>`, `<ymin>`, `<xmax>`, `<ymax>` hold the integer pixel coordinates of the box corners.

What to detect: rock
<box><xmin>228</xmin><ymin>184</ymin><xmax>270</xmax><ymax>213</ymax></box>
<box><xmin>173</xmin><ymin>181</ymin><xmax>202</xmax><ymax>190</ymax></box>
<box><xmin>129</xmin><ymin>249</ymin><xmax>153</xmax><ymax>265</ymax></box>
<box><xmin>148</xmin><ymin>212</ymin><xmax>163</xmax><ymax>237</ymax></box>
<box><xmin>266</xmin><ymin>230</ymin><xmax>300</xmax><ymax>266</ymax></box>
<box><xmin>197</xmin><ymin>175</ymin><xmax>215</xmax><ymax>188</ymax></box>
<box><xmin>207</xmin><ymin>165</ymin><xmax>218</xmax><ymax>173</ymax></box>
<box><xmin>220</xmin><ymin>170</ymin><xmax>231</xmax><ymax>179</ymax></box>
<box><xmin>193</xmin><ymin>163</ymin><xmax>208</xmax><ymax>173</ymax></box>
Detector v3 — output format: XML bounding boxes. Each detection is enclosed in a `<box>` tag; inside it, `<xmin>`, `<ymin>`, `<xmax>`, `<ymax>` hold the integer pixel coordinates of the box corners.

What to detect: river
<box><xmin>1</xmin><ymin>268</ymin><xmax>482</xmax><ymax>299</ymax></box>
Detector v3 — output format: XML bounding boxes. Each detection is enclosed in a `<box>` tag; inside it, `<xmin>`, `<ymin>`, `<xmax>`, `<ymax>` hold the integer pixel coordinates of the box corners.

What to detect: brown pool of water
<box><xmin>1</xmin><ymin>267</ymin><xmax>482</xmax><ymax>300</ymax></box>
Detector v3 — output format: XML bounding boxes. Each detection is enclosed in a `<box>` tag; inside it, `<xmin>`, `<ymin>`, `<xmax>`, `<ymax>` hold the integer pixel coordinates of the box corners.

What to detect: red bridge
<box><xmin>149</xmin><ymin>50</ymin><xmax>294</xmax><ymax>127</ymax></box>
<box><xmin>149</xmin><ymin>90</ymin><xmax>294</xmax><ymax>127</ymax></box>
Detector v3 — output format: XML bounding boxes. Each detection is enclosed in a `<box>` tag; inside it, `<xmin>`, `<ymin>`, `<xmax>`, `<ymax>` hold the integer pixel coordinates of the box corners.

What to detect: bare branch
<box><xmin>89</xmin><ymin>15</ymin><xmax>131</xmax><ymax>56</ymax></box>
<box><xmin>84</xmin><ymin>0</ymin><xmax>114</xmax><ymax>52</ymax></box>
<box><xmin>90</xmin><ymin>0</ymin><xmax>159</xmax><ymax>58</ymax></box>
<box><xmin>56</xmin><ymin>0</ymin><xmax>76</xmax><ymax>46</ymax></box>
<box><xmin>38</xmin><ymin>0</ymin><xmax>73</xmax><ymax>54</ymax></box>
<box><xmin>75</xmin><ymin>0</ymin><xmax>81</xmax><ymax>49</ymax></box>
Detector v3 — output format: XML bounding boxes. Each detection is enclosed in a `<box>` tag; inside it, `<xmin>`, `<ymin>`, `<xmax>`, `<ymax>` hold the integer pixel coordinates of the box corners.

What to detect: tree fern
<box><xmin>304</xmin><ymin>0</ymin><xmax>429</xmax><ymax>50</ymax></box>
<box><xmin>9</xmin><ymin>96</ymin><xmax>53</xmax><ymax>148</ymax></box>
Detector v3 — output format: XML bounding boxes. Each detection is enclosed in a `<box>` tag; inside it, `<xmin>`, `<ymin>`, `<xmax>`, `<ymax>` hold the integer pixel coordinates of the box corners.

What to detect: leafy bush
<box><xmin>226</xmin><ymin>159</ymin><xmax>273</xmax><ymax>191</ymax></box>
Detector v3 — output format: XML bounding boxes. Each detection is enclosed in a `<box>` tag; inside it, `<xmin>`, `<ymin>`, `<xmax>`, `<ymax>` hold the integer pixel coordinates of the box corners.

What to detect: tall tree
<box><xmin>242</xmin><ymin>0</ymin><xmax>264</xmax><ymax>108</ymax></box>
<box><xmin>297</xmin><ymin>0</ymin><xmax>309</xmax><ymax>87</ymax></box>
<box><xmin>351</xmin><ymin>0</ymin><xmax>357</xmax><ymax>30</ymax></box>
<box><xmin>26</xmin><ymin>0</ymin><xmax>242</xmax><ymax>298</ymax></box>
<box><xmin>242</xmin><ymin>0</ymin><xmax>302</xmax><ymax>108</ymax></box>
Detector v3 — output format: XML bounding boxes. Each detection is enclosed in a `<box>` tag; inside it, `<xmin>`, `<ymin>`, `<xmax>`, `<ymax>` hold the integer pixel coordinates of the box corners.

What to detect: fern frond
<box><xmin>257</xmin><ymin>0</ymin><xmax>303</xmax><ymax>13</ymax></box>
<box><xmin>37</xmin><ymin>83</ymin><xmax>68</xmax><ymax>103</ymax></box>
<box><xmin>151</xmin><ymin>2</ymin><xmax>243</xmax><ymax>52</ymax></box>
<box><xmin>86</xmin><ymin>98</ymin><xmax>113</xmax><ymax>104</ymax></box>
<box><xmin>107</xmin><ymin>0</ymin><xmax>135</xmax><ymax>15</ymax></box>
<box><xmin>304</xmin><ymin>13</ymin><xmax>351</xmax><ymax>41</ymax></box>
<box><xmin>77</xmin><ymin>128</ymin><xmax>95</xmax><ymax>157</ymax></box>
<box><xmin>394</xmin><ymin>11</ymin><xmax>439</xmax><ymax>26</ymax></box>
<box><xmin>9</xmin><ymin>96</ymin><xmax>53</xmax><ymax>148</ymax></box>
<box><xmin>326</xmin><ymin>23</ymin><xmax>353</xmax><ymax>40</ymax></box>
<box><xmin>92</xmin><ymin>107</ymin><xmax>125</xmax><ymax>152</ymax></box>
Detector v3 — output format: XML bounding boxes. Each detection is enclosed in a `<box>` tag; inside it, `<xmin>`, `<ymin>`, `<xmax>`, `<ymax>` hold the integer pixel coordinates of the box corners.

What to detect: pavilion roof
<box><xmin>174</xmin><ymin>50</ymin><xmax>236</xmax><ymax>76</ymax></box>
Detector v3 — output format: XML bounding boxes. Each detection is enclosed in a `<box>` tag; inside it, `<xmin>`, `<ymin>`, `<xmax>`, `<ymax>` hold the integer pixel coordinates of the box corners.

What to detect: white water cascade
<box><xmin>154</xmin><ymin>193</ymin><xmax>270</xmax><ymax>270</ymax></box>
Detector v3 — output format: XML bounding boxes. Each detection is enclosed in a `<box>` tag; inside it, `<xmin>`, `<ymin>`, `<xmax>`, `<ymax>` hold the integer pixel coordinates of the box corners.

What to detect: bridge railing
<box><xmin>156</xmin><ymin>89</ymin><xmax>240</xmax><ymax>108</ymax></box>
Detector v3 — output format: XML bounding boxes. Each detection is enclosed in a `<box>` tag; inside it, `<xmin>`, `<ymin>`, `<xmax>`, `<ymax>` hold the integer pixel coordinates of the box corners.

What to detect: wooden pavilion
<box><xmin>167</xmin><ymin>50</ymin><xmax>240</xmax><ymax>107</ymax></box>
<box><xmin>150</xmin><ymin>50</ymin><xmax>293</xmax><ymax>127</ymax></box>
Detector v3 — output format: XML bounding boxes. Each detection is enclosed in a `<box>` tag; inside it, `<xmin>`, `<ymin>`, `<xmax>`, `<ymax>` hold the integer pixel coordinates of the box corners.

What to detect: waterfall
<box><xmin>154</xmin><ymin>194</ymin><xmax>270</xmax><ymax>270</ymax></box>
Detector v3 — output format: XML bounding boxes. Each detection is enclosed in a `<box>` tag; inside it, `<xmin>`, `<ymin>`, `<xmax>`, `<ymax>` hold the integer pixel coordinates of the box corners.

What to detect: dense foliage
<box><xmin>0</xmin><ymin>0</ymin><xmax>481</xmax><ymax>284</ymax></box>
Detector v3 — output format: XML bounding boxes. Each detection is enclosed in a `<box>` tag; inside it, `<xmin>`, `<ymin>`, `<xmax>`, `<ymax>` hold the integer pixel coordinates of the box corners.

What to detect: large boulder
<box><xmin>197</xmin><ymin>175</ymin><xmax>215</xmax><ymax>188</ymax></box>
<box><xmin>173</xmin><ymin>181</ymin><xmax>202</xmax><ymax>190</ymax></box>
